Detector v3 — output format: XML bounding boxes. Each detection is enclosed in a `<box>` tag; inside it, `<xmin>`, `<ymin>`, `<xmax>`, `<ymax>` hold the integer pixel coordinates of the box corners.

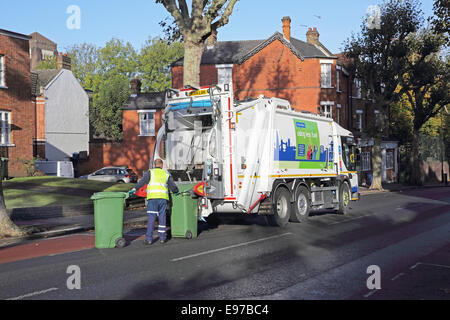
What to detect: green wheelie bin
<box><xmin>170</xmin><ymin>184</ymin><xmax>198</xmax><ymax>239</ymax></box>
<box><xmin>90</xmin><ymin>192</ymin><xmax>128</xmax><ymax>248</ymax></box>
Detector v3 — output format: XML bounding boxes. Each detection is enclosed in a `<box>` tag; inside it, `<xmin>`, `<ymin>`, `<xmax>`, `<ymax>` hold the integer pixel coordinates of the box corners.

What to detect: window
<box><xmin>385</xmin><ymin>150</ymin><xmax>394</xmax><ymax>169</ymax></box>
<box><xmin>139</xmin><ymin>111</ymin><xmax>155</xmax><ymax>136</ymax></box>
<box><xmin>356</xmin><ymin>110</ymin><xmax>363</xmax><ymax>132</ymax></box>
<box><xmin>0</xmin><ymin>55</ymin><xmax>5</xmax><ymax>87</ymax></box>
<box><xmin>336</xmin><ymin>70</ymin><xmax>340</xmax><ymax>92</ymax></box>
<box><xmin>319</xmin><ymin>105</ymin><xmax>333</xmax><ymax>118</ymax></box>
<box><xmin>321</xmin><ymin>63</ymin><xmax>332</xmax><ymax>88</ymax></box>
<box><xmin>319</xmin><ymin>101</ymin><xmax>334</xmax><ymax>118</ymax></box>
<box><xmin>336</xmin><ymin>104</ymin><xmax>341</xmax><ymax>124</ymax></box>
<box><xmin>0</xmin><ymin>111</ymin><xmax>11</xmax><ymax>145</ymax></box>
<box><xmin>354</xmin><ymin>78</ymin><xmax>362</xmax><ymax>98</ymax></box>
<box><xmin>362</xmin><ymin>152</ymin><xmax>371</xmax><ymax>171</ymax></box>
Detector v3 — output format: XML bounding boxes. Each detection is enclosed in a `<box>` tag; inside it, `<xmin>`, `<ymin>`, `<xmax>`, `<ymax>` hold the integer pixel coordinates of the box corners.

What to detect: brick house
<box><xmin>29</xmin><ymin>32</ymin><xmax>58</xmax><ymax>71</ymax></box>
<box><xmin>0</xmin><ymin>29</ymin><xmax>34</xmax><ymax>177</ymax></box>
<box><xmin>172</xmin><ymin>17</ymin><xmax>339</xmax><ymax>118</ymax></box>
<box><xmin>76</xmin><ymin>78</ymin><xmax>165</xmax><ymax>178</ymax></box>
<box><xmin>172</xmin><ymin>16</ymin><xmax>399</xmax><ymax>185</ymax></box>
<box><xmin>336</xmin><ymin>55</ymin><xmax>399</xmax><ymax>185</ymax></box>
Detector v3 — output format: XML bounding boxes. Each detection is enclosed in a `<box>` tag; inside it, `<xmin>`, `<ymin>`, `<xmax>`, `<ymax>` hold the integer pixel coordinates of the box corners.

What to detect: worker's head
<box><xmin>154</xmin><ymin>158</ymin><xmax>163</xmax><ymax>168</ymax></box>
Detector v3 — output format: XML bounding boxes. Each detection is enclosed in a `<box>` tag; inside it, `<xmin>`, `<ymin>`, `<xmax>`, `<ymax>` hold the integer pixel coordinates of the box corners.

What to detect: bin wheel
<box><xmin>185</xmin><ymin>231</ymin><xmax>193</xmax><ymax>239</ymax></box>
<box><xmin>115</xmin><ymin>237</ymin><xmax>126</xmax><ymax>248</ymax></box>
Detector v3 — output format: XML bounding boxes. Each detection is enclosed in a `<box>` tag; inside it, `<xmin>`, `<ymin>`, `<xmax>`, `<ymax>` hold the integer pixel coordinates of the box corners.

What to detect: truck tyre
<box><xmin>268</xmin><ymin>187</ymin><xmax>291</xmax><ymax>227</ymax></box>
<box><xmin>290</xmin><ymin>185</ymin><xmax>310</xmax><ymax>222</ymax></box>
<box><xmin>337</xmin><ymin>182</ymin><xmax>350</xmax><ymax>215</ymax></box>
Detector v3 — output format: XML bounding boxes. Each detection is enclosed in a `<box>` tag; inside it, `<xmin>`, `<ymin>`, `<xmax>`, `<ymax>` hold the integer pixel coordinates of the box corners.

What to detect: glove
<box><xmin>128</xmin><ymin>188</ymin><xmax>136</xmax><ymax>196</ymax></box>
<box><xmin>174</xmin><ymin>191</ymin><xmax>180</xmax><ymax>196</ymax></box>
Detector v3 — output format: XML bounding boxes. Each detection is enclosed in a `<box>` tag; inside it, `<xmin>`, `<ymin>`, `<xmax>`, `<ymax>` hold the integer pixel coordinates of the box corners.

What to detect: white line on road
<box><xmin>410</xmin><ymin>262</ymin><xmax>450</xmax><ymax>270</ymax></box>
<box><xmin>6</xmin><ymin>287</ymin><xmax>58</xmax><ymax>300</ymax></box>
<box><xmin>391</xmin><ymin>273</ymin><xmax>405</xmax><ymax>281</ymax></box>
<box><xmin>363</xmin><ymin>290</ymin><xmax>379</xmax><ymax>298</ymax></box>
<box><xmin>171</xmin><ymin>233</ymin><xmax>293</xmax><ymax>262</ymax></box>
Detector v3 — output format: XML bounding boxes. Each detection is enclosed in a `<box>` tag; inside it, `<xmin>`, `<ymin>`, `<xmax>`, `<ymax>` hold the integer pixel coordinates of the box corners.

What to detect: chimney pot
<box><xmin>130</xmin><ymin>78</ymin><xmax>142</xmax><ymax>95</ymax></box>
<box><xmin>306</xmin><ymin>27</ymin><xmax>320</xmax><ymax>45</ymax></box>
<box><xmin>282</xmin><ymin>16</ymin><xmax>291</xmax><ymax>41</ymax></box>
<box><xmin>57</xmin><ymin>53</ymin><xmax>71</xmax><ymax>70</ymax></box>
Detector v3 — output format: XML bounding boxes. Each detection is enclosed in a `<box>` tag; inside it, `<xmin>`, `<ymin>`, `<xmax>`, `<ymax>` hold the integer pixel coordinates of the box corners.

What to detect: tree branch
<box><xmin>160</xmin><ymin>0</ymin><xmax>188</xmax><ymax>30</ymax></box>
<box><xmin>211</xmin><ymin>0</ymin><xmax>238</xmax><ymax>30</ymax></box>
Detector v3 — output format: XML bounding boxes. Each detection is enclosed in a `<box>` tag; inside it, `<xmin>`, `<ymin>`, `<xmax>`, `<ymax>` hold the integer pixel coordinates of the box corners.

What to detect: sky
<box><xmin>1</xmin><ymin>0</ymin><xmax>435</xmax><ymax>54</ymax></box>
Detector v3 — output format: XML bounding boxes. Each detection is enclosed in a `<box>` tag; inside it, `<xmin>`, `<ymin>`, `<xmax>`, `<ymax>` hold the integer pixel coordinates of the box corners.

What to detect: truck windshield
<box><xmin>341</xmin><ymin>136</ymin><xmax>356</xmax><ymax>172</ymax></box>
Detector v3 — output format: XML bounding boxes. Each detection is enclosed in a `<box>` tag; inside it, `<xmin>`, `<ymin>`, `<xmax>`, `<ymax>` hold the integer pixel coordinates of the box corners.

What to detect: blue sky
<box><xmin>1</xmin><ymin>0</ymin><xmax>435</xmax><ymax>54</ymax></box>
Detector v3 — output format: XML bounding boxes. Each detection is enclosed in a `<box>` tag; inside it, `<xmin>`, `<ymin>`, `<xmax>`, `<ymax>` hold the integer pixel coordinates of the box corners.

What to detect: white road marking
<box><xmin>6</xmin><ymin>287</ymin><xmax>58</xmax><ymax>300</ymax></box>
<box><xmin>410</xmin><ymin>262</ymin><xmax>421</xmax><ymax>270</ymax></box>
<box><xmin>171</xmin><ymin>233</ymin><xmax>292</xmax><ymax>262</ymax></box>
<box><xmin>363</xmin><ymin>290</ymin><xmax>379</xmax><ymax>298</ymax></box>
<box><xmin>411</xmin><ymin>262</ymin><xmax>450</xmax><ymax>270</ymax></box>
<box><xmin>391</xmin><ymin>273</ymin><xmax>405</xmax><ymax>281</ymax></box>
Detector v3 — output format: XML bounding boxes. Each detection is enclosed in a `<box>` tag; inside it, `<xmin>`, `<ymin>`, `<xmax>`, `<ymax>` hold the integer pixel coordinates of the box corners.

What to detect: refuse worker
<box><xmin>128</xmin><ymin>159</ymin><xmax>179</xmax><ymax>245</ymax></box>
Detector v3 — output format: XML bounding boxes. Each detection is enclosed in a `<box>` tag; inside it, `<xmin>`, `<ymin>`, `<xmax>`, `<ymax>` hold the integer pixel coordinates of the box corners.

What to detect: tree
<box><xmin>66</xmin><ymin>37</ymin><xmax>183</xmax><ymax>140</ymax></box>
<box><xmin>344</xmin><ymin>0</ymin><xmax>423</xmax><ymax>190</ymax></box>
<box><xmin>35</xmin><ymin>56</ymin><xmax>58</xmax><ymax>70</ymax></box>
<box><xmin>97</xmin><ymin>38</ymin><xmax>138</xmax><ymax>79</ymax></box>
<box><xmin>156</xmin><ymin>0</ymin><xmax>239</xmax><ymax>87</ymax></box>
<box><xmin>430</xmin><ymin>0</ymin><xmax>449</xmax><ymax>34</ymax></box>
<box><xmin>0</xmin><ymin>160</ymin><xmax>24</xmax><ymax>237</ymax></box>
<box><xmin>65</xmin><ymin>43</ymin><xmax>100</xmax><ymax>91</ymax></box>
<box><xmin>138</xmin><ymin>37</ymin><xmax>184</xmax><ymax>91</ymax></box>
<box><xmin>90</xmin><ymin>75</ymin><xmax>131</xmax><ymax>140</ymax></box>
<box><xmin>398</xmin><ymin>30</ymin><xmax>449</xmax><ymax>185</ymax></box>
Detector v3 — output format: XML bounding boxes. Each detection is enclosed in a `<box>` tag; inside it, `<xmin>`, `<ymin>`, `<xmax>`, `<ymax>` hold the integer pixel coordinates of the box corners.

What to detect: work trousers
<box><xmin>146</xmin><ymin>198</ymin><xmax>168</xmax><ymax>242</ymax></box>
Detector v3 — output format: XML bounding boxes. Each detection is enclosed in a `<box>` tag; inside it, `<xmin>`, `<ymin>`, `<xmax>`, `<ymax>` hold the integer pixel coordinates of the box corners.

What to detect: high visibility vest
<box><xmin>146</xmin><ymin>168</ymin><xmax>170</xmax><ymax>200</ymax></box>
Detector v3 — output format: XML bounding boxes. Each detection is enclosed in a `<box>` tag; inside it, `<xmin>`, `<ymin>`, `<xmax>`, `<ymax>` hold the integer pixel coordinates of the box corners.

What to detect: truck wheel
<box><xmin>290</xmin><ymin>185</ymin><xmax>310</xmax><ymax>222</ymax></box>
<box><xmin>337</xmin><ymin>182</ymin><xmax>350</xmax><ymax>215</ymax></box>
<box><xmin>268</xmin><ymin>187</ymin><xmax>291</xmax><ymax>227</ymax></box>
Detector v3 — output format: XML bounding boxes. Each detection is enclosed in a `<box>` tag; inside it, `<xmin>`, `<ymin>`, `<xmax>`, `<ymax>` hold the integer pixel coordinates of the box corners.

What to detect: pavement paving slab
<box><xmin>0</xmin><ymin>234</ymin><xmax>95</xmax><ymax>264</ymax></box>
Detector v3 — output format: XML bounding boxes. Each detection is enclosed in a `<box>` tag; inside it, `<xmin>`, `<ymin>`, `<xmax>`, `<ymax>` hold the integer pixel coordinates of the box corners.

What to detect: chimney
<box><xmin>282</xmin><ymin>16</ymin><xmax>291</xmax><ymax>41</ymax></box>
<box><xmin>206</xmin><ymin>30</ymin><xmax>217</xmax><ymax>49</ymax></box>
<box><xmin>57</xmin><ymin>52</ymin><xmax>71</xmax><ymax>70</ymax></box>
<box><xmin>130</xmin><ymin>77</ymin><xmax>142</xmax><ymax>95</ymax></box>
<box><xmin>306</xmin><ymin>27</ymin><xmax>320</xmax><ymax>45</ymax></box>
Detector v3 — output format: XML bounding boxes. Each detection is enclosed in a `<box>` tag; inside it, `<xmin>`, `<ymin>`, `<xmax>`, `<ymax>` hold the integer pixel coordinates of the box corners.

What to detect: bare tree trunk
<box><xmin>0</xmin><ymin>181</ymin><xmax>24</xmax><ymax>237</ymax></box>
<box><xmin>370</xmin><ymin>136</ymin><xmax>383</xmax><ymax>190</ymax></box>
<box><xmin>183</xmin><ymin>39</ymin><xmax>205</xmax><ymax>88</ymax></box>
<box><xmin>408</xmin><ymin>131</ymin><xmax>423</xmax><ymax>185</ymax></box>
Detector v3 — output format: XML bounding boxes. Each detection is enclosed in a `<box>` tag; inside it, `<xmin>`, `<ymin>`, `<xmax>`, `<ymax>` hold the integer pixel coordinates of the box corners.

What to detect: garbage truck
<box><xmin>153</xmin><ymin>83</ymin><xmax>359</xmax><ymax>227</ymax></box>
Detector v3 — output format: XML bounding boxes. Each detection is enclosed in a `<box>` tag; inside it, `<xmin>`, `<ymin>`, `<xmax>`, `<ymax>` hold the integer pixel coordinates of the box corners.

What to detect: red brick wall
<box><xmin>172</xmin><ymin>64</ymin><xmax>218</xmax><ymax>89</ymax></box>
<box><xmin>76</xmin><ymin>109</ymin><xmax>163</xmax><ymax>178</ymax></box>
<box><xmin>0</xmin><ymin>33</ymin><xmax>34</xmax><ymax>177</ymax></box>
<box><xmin>235</xmin><ymin>40</ymin><xmax>336</xmax><ymax>113</ymax></box>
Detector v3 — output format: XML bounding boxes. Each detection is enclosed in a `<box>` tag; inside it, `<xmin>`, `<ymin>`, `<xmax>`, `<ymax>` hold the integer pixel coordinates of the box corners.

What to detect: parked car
<box><xmin>79</xmin><ymin>167</ymin><xmax>138</xmax><ymax>183</ymax></box>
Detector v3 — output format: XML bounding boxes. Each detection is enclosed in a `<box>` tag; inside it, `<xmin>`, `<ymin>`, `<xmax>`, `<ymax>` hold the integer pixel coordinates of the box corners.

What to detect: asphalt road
<box><xmin>0</xmin><ymin>187</ymin><xmax>449</xmax><ymax>300</ymax></box>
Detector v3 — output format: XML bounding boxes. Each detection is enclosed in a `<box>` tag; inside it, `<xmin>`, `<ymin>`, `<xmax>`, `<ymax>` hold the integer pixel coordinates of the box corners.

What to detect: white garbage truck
<box><xmin>153</xmin><ymin>83</ymin><xmax>359</xmax><ymax>227</ymax></box>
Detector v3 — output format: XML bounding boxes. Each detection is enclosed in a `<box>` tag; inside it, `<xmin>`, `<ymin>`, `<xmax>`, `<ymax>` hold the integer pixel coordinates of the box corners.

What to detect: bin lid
<box><xmin>176</xmin><ymin>182</ymin><xmax>196</xmax><ymax>193</ymax></box>
<box><xmin>90</xmin><ymin>192</ymin><xmax>127</xmax><ymax>200</ymax></box>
